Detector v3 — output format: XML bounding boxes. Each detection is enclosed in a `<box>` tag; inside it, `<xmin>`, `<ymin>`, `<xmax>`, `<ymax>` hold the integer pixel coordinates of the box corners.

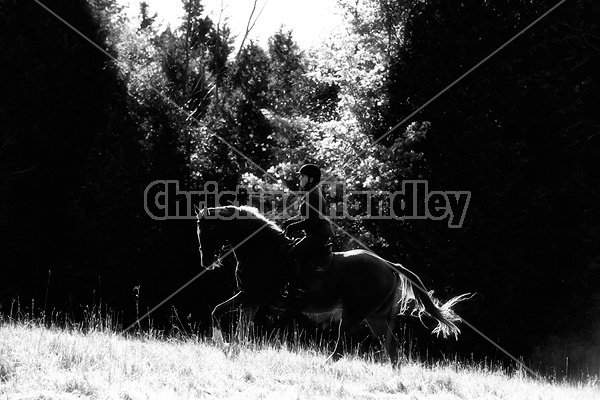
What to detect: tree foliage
<box><xmin>1</xmin><ymin>0</ymin><xmax>598</xmax><ymax>377</ymax></box>
<box><xmin>379</xmin><ymin>0</ymin><xmax>600</xmax><ymax>373</ymax></box>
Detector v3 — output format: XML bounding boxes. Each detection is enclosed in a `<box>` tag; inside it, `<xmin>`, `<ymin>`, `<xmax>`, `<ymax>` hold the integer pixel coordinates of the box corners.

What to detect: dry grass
<box><xmin>0</xmin><ymin>322</ymin><xmax>598</xmax><ymax>400</ymax></box>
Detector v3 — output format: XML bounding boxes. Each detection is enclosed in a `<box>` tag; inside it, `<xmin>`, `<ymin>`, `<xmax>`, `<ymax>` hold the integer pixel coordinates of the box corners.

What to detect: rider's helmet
<box><xmin>298</xmin><ymin>164</ymin><xmax>321</xmax><ymax>184</ymax></box>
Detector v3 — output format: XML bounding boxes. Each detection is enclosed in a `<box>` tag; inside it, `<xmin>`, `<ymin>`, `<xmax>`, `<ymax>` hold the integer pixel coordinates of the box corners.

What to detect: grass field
<box><xmin>0</xmin><ymin>321</ymin><xmax>598</xmax><ymax>400</ymax></box>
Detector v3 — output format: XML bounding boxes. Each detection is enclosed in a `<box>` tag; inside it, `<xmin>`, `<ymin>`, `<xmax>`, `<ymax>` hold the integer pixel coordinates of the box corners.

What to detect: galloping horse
<box><xmin>197</xmin><ymin>205</ymin><xmax>468</xmax><ymax>364</ymax></box>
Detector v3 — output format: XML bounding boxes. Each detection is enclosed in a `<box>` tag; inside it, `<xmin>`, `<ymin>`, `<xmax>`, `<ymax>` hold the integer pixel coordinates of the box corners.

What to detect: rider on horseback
<box><xmin>282</xmin><ymin>164</ymin><xmax>334</xmax><ymax>298</ymax></box>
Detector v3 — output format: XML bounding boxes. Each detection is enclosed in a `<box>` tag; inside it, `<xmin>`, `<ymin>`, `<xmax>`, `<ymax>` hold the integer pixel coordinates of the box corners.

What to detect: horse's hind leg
<box><xmin>366</xmin><ymin>313</ymin><xmax>399</xmax><ymax>366</ymax></box>
<box><xmin>327</xmin><ymin>318</ymin><xmax>344</xmax><ymax>362</ymax></box>
<box><xmin>329</xmin><ymin>291</ymin><xmax>397</xmax><ymax>362</ymax></box>
<box><xmin>328</xmin><ymin>311</ymin><xmax>364</xmax><ymax>362</ymax></box>
<box><xmin>366</xmin><ymin>282</ymin><xmax>402</xmax><ymax>366</ymax></box>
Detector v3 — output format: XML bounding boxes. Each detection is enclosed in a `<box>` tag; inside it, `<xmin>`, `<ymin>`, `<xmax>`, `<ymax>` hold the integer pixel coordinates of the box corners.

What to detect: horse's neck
<box><xmin>235</xmin><ymin>236</ymin><xmax>286</xmax><ymax>263</ymax></box>
<box><xmin>230</xmin><ymin>222</ymin><xmax>286</xmax><ymax>264</ymax></box>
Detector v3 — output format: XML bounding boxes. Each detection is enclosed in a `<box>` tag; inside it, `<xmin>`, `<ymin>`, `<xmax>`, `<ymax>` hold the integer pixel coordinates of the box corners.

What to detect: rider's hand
<box><xmin>284</xmin><ymin>224</ymin><xmax>297</xmax><ymax>237</ymax></box>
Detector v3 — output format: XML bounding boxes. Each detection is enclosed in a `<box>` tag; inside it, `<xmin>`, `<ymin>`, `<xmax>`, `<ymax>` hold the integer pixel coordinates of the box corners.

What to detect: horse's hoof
<box><xmin>212</xmin><ymin>328</ymin><xmax>226</xmax><ymax>347</ymax></box>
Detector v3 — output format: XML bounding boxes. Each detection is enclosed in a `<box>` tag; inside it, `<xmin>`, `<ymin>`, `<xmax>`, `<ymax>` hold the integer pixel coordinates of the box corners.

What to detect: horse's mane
<box><xmin>233</xmin><ymin>205</ymin><xmax>284</xmax><ymax>234</ymax></box>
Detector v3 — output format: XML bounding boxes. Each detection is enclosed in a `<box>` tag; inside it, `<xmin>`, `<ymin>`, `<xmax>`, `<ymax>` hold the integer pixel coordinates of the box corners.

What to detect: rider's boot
<box><xmin>282</xmin><ymin>256</ymin><xmax>305</xmax><ymax>300</ymax></box>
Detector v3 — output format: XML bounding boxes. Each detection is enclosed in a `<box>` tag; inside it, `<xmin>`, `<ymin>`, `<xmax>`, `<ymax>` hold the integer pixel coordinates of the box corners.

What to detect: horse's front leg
<box><xmin>211</xmin><ymin>291</ymin><xmax>245</xmax><ymax>345</ymax></box>
<box><xmin>236</xmin><ymin>305</ymin><xmax>259</xmax><ymax>343</ymax></box>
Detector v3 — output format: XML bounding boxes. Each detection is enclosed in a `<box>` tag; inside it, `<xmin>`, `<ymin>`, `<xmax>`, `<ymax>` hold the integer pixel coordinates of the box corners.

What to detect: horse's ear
<box><xmin>195</xmin><ymin>205</ymin><xmax>206</xmax><ymax>219</ymax></box>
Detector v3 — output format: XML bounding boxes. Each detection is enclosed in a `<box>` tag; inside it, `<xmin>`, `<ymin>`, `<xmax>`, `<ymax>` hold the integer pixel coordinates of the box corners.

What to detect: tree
<box><xmin>138</xmin><ymin>1</ymin><xmax>157</xmax><ymax>31</ymax></box>
<box><xmin>231</xmin><ymin>42</ymin><xmax>271</xmax><ymax>107</ymax></box>
<box><xmin>0</xmin><ymin>0</ymin><xmax>152</xmax><ymax>318</ymax></box>
<box><xmin>379</xmin><ymin>0</ymin><xmax>600</xmax><ymax>373</ymax></box>
<box><xmin>267</xmin><ymin>29</ymin><xmax>307</xmax><ymax>116</ymax></box>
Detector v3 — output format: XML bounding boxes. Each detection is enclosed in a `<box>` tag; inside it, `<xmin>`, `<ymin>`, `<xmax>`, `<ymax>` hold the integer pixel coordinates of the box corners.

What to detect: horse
<box><xmin>196</xmin><ymin>205</ymin><xmax>468</xmax><ymax>364</ymax></box>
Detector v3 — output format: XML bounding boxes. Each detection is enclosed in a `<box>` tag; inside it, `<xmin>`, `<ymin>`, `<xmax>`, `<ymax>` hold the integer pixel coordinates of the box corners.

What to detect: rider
<box><xmin>282</xmin><ymin>164</ymin><xmax>334</xmax><ymax>297</ymax></box>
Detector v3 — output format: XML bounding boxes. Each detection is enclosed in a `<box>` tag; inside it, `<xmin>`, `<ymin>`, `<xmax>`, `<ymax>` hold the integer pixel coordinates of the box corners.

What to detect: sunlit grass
<box><xmin>0</xmin><ymin>320</ymin><xmax>598</xmax><ymax>399</ymax></box>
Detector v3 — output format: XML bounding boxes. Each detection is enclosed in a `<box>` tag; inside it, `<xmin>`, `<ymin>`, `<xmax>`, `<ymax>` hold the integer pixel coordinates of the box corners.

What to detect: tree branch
<box><xmin>236</xmin><ymin>0</ymin><xmax>268</xmax><ymax>58</ymax></box>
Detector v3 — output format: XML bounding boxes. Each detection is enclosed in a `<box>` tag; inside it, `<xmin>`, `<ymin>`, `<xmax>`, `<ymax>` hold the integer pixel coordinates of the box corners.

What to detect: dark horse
<box><xmin>197</xmin><ymin>205</ymin><xmax>468</xmax><ymax>364</ymax></box>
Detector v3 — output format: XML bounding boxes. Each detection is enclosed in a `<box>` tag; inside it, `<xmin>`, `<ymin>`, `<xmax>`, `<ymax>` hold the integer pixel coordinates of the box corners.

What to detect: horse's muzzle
<box><xmin>203</xmin><ymin>263</ymin><xmax>216</xmax><ymax>271</ymax></box>
<box><xmin>201</xmin><ymin>253</ymin><xmax>221</xmax><ymax>270</ymax></box>
<box><xmin>200</xmin><ymin>249</ymin><xmax>215</xmax><ymax>270</ymax></box>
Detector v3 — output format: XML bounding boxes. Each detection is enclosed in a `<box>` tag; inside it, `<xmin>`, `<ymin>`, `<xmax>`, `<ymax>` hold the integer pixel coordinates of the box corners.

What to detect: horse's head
<box><xmin>196</xmin><ymin>205</ymin><xmax>285</xmax><ymax>271</ymax></box>
<box><xmin>196</xmin><ymin>206</ymin><xmax>230</xmax><ymax>270</ymax></box>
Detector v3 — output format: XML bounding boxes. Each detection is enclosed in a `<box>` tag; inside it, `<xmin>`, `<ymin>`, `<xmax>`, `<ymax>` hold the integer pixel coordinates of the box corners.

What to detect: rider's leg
<box><xmin>283</xmin><ymin>235</ymin><xmax>331</xmax><ymax>298</ymax></box>
<box><xmin>283</xmin><ymin>236</ymin><xmax>311</xmax><ymax>297</ymax></box>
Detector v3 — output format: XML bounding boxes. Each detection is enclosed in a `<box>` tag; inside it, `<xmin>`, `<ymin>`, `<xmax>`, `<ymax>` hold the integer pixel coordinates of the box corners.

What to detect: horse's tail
<box><xmin>385</xmin><ymin>259</ymin><xmax>470</xmax><ymax>339</ymax></box>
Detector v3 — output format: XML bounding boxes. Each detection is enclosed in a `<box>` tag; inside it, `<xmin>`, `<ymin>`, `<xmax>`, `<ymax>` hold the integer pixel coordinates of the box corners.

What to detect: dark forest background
<box><xmin>1</xmin><ymin>0</ymin><xmax>599</xmax><ymax>378</ymax></box>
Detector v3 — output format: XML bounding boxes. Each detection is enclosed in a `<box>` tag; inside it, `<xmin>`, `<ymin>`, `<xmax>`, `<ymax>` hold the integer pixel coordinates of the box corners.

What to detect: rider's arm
<box><xmin>287</xmin><ymin>189</ymin><xmax>323</xmax><ymax>231</ymax></box>
<box><xmin>282</xmin><ymin>215</ymin><xmax>301</xmax><ymax>229</ymax></box>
